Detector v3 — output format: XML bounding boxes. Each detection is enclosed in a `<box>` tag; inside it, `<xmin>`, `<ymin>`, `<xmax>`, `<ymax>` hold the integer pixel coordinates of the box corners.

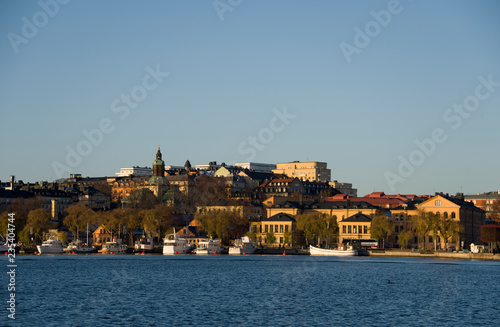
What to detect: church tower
<box><xmin>153</xmin><ymin>145</ymin><xmax>165</xmax><ymax>177</ymax></box>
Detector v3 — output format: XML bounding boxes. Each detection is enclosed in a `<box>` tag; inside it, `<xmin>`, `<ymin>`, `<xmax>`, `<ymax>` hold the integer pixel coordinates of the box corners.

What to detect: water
<box><xmin>2</xmin><ymin>255</ymin><xmax>499</xmax><ymax>326</ymax></box>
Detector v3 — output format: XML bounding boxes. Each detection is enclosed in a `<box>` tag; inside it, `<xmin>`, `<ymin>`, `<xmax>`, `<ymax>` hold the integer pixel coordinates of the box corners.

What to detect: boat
<box><xmin>163</xmin><ymin>230</ymin><xmax>194</xmax><ymax>255</ymax></box>
<box><xmin>64</xmin><ymin>241</ymin><xmax>79</xmax><ymax>252</ymax></box>
<box><xmin>98</xmin><ymin>238</ymin><xmax>128</xmax><ymax>254</ymax></box>
<box><xmin>37</xmin><ymin>239</ymin><xmax>64</xmax><ymax>254</ymax></box>
<box><xmin>229</xmin><ymin>236</ymin><xmax>256</xmax><ymax>255</ymax></box>
<box><xmin>195</xmin><ymin>239</ymin><xmax>224</xmax><ymax>255</ymax></box>
<box><xmin>309</xmin><ymin>244</ymin><xmax>358</xmax><ymax>256</ymax></box>
<box><xmin>74</xmin><ymin>243</ymin><xmax>98</xmax><ymax>254</ymax></box>
<box><xmin>134</xmin><ymin>237</ymin><xmax>155</xmax><ymax>253</ymax></box>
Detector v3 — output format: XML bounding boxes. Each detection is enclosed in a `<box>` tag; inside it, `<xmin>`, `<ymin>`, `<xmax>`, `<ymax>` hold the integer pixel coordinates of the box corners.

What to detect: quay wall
<box><xmin>368</xmin><ymin>250</ymin><xmax>500</xmax><ymax>261</ymax></box>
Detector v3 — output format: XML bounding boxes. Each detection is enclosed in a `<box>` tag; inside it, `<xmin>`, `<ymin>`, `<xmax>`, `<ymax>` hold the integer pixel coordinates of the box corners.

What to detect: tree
<box><xmin>438</xmin><ymin>216</ymin><xmax>463</xmax><ymax>250</ymax></box>
<box><xmin>296</xmin><ymin>214</ymin><xmax>319</xmax><ymax>246</ymax></box>
<box><xmin>398</xmin><ymin>229</ymin><xmax>413</xmax><ymax>249</ymax></box>
<box><xmin>265</xmin><ymin>231</ymin><xmax>276</xmax><ymax>245</ymax></box>
<box><xmin>23</xmin><ymin>208</ymin><xmax>52</xmax><ymax>244</ymax></box>
<box><xmin>296</xmin><ymin>213</ymin><xmax>338</xmax><ymax>246</ymax></box>
<box><xmin>64</xmin><ymin>203</ymin><xmax>97</xmax><ymax>242</ymax></box>
<box><xmin>411</xmin><ymin>210</ymin><xmax>436</xmax><ymax>250</ymax></box>
<box><xmin>490</xmin><ymin>198</ymin><xmax>500</xmax><ymax>222</ymax></box>
<box><xmin>370</xmin><ymin>214</ymin><xmax>394</xmax><ymax>248</ymax></box>
<box><xmin>284</xmin><ymin>230</ymin><xmax>293</xmax><ymax>247</ymax></box>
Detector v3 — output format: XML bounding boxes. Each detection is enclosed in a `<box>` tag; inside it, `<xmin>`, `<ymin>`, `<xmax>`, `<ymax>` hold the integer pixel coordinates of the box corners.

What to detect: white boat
<box><xmin>37</xmin><ymin>239</ymin><xmax>64</xmax><ymax>254</ymax></box>
<box><xmin>309</xmin><ymin>245</ymin><xmax>358</xmax><ymax>256</ymax></box>
<box><xmin>229</xmin><ymin>236</ymin><xmax>256</xmax><ymax>255</ymax></box>
<box><xmin>99</xmin><ymin>238</ymin><xmax>128</xmax><ymax>254</ymax></box>
<box><xmin>195</xmin><ymin>239</ymin><xmax>223</xmax><ymax>255</ymax></box>
<box><xmin>64</xmin><ymin>241</ymin><xmax>79</xmax><ymax>252</ymax></box>
<box><xmin>163</xmin><ymin>231</ymin><xmax>194</xmax><ymax>255</ymax></box>
<box><xmin>135</xmin><ymin>237</ymin><xmax>155</xmax><ymax>253</ymax></box>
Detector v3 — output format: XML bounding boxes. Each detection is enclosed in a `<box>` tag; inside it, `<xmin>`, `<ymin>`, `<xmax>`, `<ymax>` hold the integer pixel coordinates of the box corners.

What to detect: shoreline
<box><xmin>367</xmin><ymin>250</ymin><xmax>500</xmax><ymax>261</ymax></box>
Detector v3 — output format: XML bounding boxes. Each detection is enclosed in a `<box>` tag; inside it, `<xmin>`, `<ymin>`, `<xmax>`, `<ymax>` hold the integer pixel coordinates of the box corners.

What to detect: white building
<box><xmin>235</xmin><ymin>162</ymin><xmax>276</xmax><ymax>172</ymax></box>
<box><xmin>115</xmin><ymin>166</ymin><xmax>152</xmax><ymax>177</ymax></box>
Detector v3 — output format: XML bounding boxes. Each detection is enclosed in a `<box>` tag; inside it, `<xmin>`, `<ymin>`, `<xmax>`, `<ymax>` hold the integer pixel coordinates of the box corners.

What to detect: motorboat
<box><xmin>98</xmin><ymin>238</ymin><xmax>128</xmax><ymax>254</ymax></box>
<box><xmin>74</xmin><ymin>243</ymin><xmax>97</xmax><ymax>254</ymax></box>
<box><xmin>229</xmin><ymin>236</ymin><xmax>256</xmax><ymax>255</ymax></box>
<box><xmin>309</xmin><ymin>244</ymin><xmax>358</xmax><ymax>256</ymax></box>
<box><xmin>195</xmin><ymin>239</ymin><xmax>224</xmax><ymax>255</ymax></box>
<box><xmin>37</xmin><ymin>239</ymin><xmax>64</xmax><ymax>254</ymax></box>
<box><xmin>134</xmin><ymin>237</ymin><xmax>155</xmax><ymax>253</ymax></box>
<box><xmin>163</xmin><ymin>230</ymin><xmax>194</xmax><ymax>255</ymax></box>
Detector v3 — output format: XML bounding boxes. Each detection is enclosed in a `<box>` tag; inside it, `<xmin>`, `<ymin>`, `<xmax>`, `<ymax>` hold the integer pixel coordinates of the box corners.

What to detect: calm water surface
<box><xmin>1</xmin><ymin>255</ymin><xmax>499</xmax><ymax>326</ymax></box>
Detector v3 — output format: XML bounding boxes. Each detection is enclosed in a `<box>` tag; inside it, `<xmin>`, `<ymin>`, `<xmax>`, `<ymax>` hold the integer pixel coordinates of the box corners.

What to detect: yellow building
<box><xmin>416</xmin><ymin>194</ymin><xmax>485</xmax><ymax>250</ymax></box>
<box><xmin>272</xmin><ymin>161</ymin><xmax>331</xmax><ymax>182</ymax></box>
<box><xmin>338</xmin><ymin>213</ymin><xmax>372</xmax><ymax>244</ymax></box>
<box><xmin>250</xmin><ymin>213</ymin><xmax>298</xmax><ymax>246</ymax></box>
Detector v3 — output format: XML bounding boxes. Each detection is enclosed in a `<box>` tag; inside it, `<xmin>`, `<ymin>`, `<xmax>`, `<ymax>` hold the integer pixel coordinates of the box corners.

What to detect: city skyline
<box><xmin>1</xmin><ymin>0</ymin><xmax>500</xmax><ymax>196</ymax></box>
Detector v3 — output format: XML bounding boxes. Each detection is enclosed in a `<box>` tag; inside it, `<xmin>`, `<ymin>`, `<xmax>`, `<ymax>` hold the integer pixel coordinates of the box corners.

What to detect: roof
<box><xmin>262</xmin><ymin>213</ymin><xmax>296</xmax><ymax>222</ymax></box>
<box><xmin>341</xmin><ymin>213</ymin><xmax>372</xmax><ymax>223</ymax></box>
<box><xmin>464</xmin><ymin>192</ymin><xmax>500</xmax><ymax>200</ymax></box>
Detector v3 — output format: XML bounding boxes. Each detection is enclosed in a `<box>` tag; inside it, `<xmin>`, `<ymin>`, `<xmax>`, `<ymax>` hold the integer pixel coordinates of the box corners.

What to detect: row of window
<box><xmin>342</xmin><ymin>225</ymin><xmax>368</xmax><ymax>234</ymax></box>
<box><xmin>253</xmin><ymin>224</ymin><xmax>290</xmax><ymax>233</ymax></box>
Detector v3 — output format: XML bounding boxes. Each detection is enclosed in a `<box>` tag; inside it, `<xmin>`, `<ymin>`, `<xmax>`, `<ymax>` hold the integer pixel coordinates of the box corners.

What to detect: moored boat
<box><xmin>98</xmin><ymin>238</ymin><xmax>128</xmax><ymax>254</ymax></box>
<box><xmin>195</xmin><ymin>239</ymin><xmax>224</xmax><ymax>255</ymax></box>
<box><xmin>134</xmin><ymin>237</ymin><xmax>155</xmax><ymax>253</ymax></box>
<box><xmin>309</xmin><ymin>245</ymin><xmax>358</xmax><ymax>256</ymax></box>
<box><xmin>74</xmin><ymin>243</ymin><xmax>97</xmax><ymax>254</ymax></box>
<box><xmin>37</xmin><ymin>239</ymin><xmax>64</xmax><ymax>254</ymax></box>
<box><xmin>163</xmin><ymin>230</ymin><xmax>194</xmax><ymax>255</ymax></box>
<box><xmin>228</xmin><ymin>236</ymin><xmax>256</xmax><ymax>255</ymax></box>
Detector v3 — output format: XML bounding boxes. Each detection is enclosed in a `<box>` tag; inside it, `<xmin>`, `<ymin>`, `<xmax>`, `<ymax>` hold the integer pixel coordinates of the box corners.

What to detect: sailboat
<box><xmin>74</xmin><ymin>224</ymin><xmax>97</xmax><ymax>254</ymax></box>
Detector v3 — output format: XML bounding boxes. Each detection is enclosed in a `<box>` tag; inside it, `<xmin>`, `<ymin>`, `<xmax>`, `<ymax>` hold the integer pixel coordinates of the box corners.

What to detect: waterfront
<box><xmin>2</xmin><ymin>255</ymin><xmax>499</xmax><ymax>326</ymax></box>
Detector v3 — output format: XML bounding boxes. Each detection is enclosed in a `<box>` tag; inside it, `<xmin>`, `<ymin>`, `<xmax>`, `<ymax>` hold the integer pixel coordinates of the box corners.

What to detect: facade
<box><xmin>416</xmin><ymin>194</ymin><xmax>485</xmax><ymax>250</ymax></box>
<box><xmin>235</xmin><ymin>162</ymin><xmax>277</xmax><ymax>172</ymax></box>
<box><xmin>78</xmin><ymin>187</ymin><xmax>111</xmax><ymax>210</ymax></box>
<box><xmin>273</xmin><ymin>161</ymin><xmax>331</xmax><ymax>182</ymax></box>
<box><xmin>260</xmin><ymin>178</ymin><xmax>305</xmax><ymax>197</ymax></box>
<box><xmin>338</xmin><ymin>213</ymin><xmax>372</xmax><ymax>244</ymax></box>
<box><xmin>92</xmin><ymin>225</ymin><xmax>113</xmax><ymax>245</ymax></box>
<box><xmin>111</xmin><ymin>176</ymin><xmax>148</xmax><ymax>203</ymax></box>
<box><xmin>250</xmin><ymin>213</ymin><xmax>298</xmax><ymax>246</ymax></box>
<box><xmin>196</xmin><ymin>201</ymin><xmax>262</xmax><ymax>220</ymax></box>
<box><xmin>464</xmin><ymin>191</ymin><xmax>500</xmax><ymax>219</ymax></box>
<box><xmin>329</xmin><ymin>181</ymin><xmax>358</xmax><ymax>197</ymax></box>
<box><xmin>115</xmin><ymin>166</ymin><xmax>152</xmax><ymax>177</ymax></box>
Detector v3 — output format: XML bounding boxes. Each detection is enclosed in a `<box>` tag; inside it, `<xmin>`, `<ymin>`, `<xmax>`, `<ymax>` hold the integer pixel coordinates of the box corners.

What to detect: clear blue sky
<box><xmin>1</xmin><ymin>0</ymin><xmax>499</xmax><ymax>196</ymax></box>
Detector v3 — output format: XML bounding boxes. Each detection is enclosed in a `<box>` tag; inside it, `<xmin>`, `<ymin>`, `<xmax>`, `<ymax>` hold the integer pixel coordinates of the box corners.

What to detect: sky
<box><xmin>1</xmin><ymin>0</ymin><xmax>499</xmax><ymax>196</ymax></box>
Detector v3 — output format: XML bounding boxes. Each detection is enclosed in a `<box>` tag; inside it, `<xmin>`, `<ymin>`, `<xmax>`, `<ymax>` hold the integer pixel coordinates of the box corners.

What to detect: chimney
<box><xmin>10</xmin><ymin>175</ymin><xmax>15</xmax><ymax>190</ymax></box>
<box><xmin>51</xmin><ymin>199</ymin><xmax>58</xmax><ymax>220</ymax></box>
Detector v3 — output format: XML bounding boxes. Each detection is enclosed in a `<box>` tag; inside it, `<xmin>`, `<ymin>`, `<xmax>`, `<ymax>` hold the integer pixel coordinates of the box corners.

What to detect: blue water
<box><xmin>1</xmin><ymin>255</ymin><xmax>499</xmax><ymax>326</ymax></box>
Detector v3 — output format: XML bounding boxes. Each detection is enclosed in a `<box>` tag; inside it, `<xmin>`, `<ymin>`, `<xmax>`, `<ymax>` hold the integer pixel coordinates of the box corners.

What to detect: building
<box><xmin>259</xmin><ymin>178</ymin><xmax>305</xmax><ymax>197</ymax></box>
<box><xmin>115</xmin><ymin>166</ymin><xmax>152</xmax><ymax>177</ymax></box>
<box><xmin>272</xmin><ymin>161</ymin><xmax>331</xmax><ymax>182</ymax></box>
<box><xmin>141</xmin><ymin>146</ymin><xmax>169</xmax><ymax>197</ymax></box>
<box><xmin>338</xmin><ymin>213</ymin><xmax>372</xmax><ymax>244</ymax></box>
<box><xmin>235</xmin><ymin>162</ymin><xmax>277</xmax><ymax>172</ymax></box>
<box><xmin>250</xmin><ymin>213</ymin><xmax>298</xmax><ymax>246</ymax></box>
<box><xmin>464</xmin><ymin>191</ymin><xmax>500</xmax><ymax>219</ymax></box>
<box><xmin>111</xmin><ymin>176</ymin><xmax>149</xmax><ymax>203</ymax></box>
<box><xmin>78</xmin><ymin>187</ymin><xmax>111</xmax><ymax>210</ymax></box>
<box><xmin>329</xmin><ymin>181</ymin><xmax>358</xmax><ymax>197</ymax></box>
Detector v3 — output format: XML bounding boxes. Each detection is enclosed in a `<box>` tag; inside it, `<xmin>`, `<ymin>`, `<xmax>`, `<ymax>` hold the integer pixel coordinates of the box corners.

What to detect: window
<box><xmin>443</xmin><ymin>212</ymin><xmax>448</xmax><ymax>218</ymax></box>
<box><xmin>353</xmin><ymin>226</ymin><xmax>357</xmax><ymax>234</ymax></box>
<box><xmin>275</xmin><ymin>225</ymin><xmax>279</xmax><ymax>233</ymax></box>
<box><xmin>429</xmin><ymin>236</ymin><xmax>433</xmax><ymax>243</ymax></box>
<box><xmin>400</xmin><ymin>214</ymin><xmax>404</xmax><ymax>221</ymax></box>
<box><xmin>342</xmin><ymin>225</ymin><xmax>346</xmax><ymax>233</ymax></box>
<box><xmin>436</xmin><ymin>212</ymin><xmax>440</xmax><ymax>217</ymax></box>
<box><xmin>279</xmin><ymin>237</ymin><xmax>283</xmax><ymax>244</ymax></box>
<box><xmin>363</xmin><ymin>226</ymin><xmax>368</xmax><ymax>234</ymax></box>
<box><xmin>265</xmin><ymin>225</ymin><xmax>268</xmax><ymax>233</ymax></box>
<box><xmin>280</xmin><ymin>225</ymin><xmax>284</xmax><ymax>233</ymax></box>
<box><xmin>451</xmin><ymin>212</ymin><xmax>456</xmax><ymax>219</ymax></box>
<box><xmin>253</xmin><ymin>225</ymin><xmax>257</xmax><ymax>233</ymax></box>
<box><xmin>435</xmin><ymin>200</ymin><xmax>441</xmax><ymax>206</ymax></box>
<box><xmin>348</xmin><ymin>225</ymin><xmax>352</xmax><ymax>233</ymax></box>
<box><xmin>259</xmin><ymin>225</ymin><xmax>262</xmax><ymax>233</ymax></box>
<box><xmin>395</xmin><ymin>226</ymin><xmax>399</xmax><ymax>232</ymax></box>
<box><xmin>285</xmin><ymin>225</ymin><xmax>289</xmax><ymax>232</ymax></box>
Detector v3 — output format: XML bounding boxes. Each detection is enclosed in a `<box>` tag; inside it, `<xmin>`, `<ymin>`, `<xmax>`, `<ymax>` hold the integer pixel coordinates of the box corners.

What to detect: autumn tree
<box><xmin>410</xmin><ymin>210</ymin><xmax>437</xmax><ymax>250</ymax></box>
<box><xmin>22</xmin><ymin>208</ymin><xmax>53</xmax><ymax>244</ymax></box>
<box><xmin>438</xmin><ymin>215</ymin><xmax>463</xmax><ymax>250</ymax></box>
<box><xmin>397</xmin><ymin>229</ymin><xmax>413</xmax><ymax>249</ymax></box>
<box><xmin>370</xmin><ymin>214</ymin><xmax>394</xmax><ymax>248</ymax></box>
<box><xmin>296</xmin><ymin>213</ymin><xmax>337</xmax><ymax>246</ymax></box>
<box><xmin>64</xmin><ymin>203</ymin><xmax>97</xmax><ymax>242</ymax></box>
<box><xmin>490</xmin><ymin>198</ymin><xmax>500</xmax><ymax>222</ymax></box>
